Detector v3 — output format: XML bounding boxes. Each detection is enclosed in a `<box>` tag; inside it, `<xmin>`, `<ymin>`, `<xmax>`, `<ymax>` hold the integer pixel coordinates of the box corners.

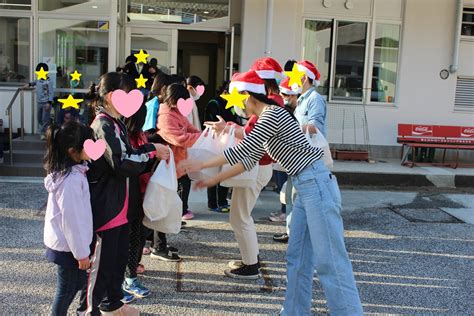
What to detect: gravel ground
<box><xmin>0</xmin><ymin>182</ymin><xmax>473</xmax><ymax>315</ymax></box>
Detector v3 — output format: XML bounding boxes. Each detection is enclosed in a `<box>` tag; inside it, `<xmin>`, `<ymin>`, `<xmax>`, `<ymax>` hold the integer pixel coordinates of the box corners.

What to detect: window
<box><xmin>127</xmin><ymin>0</ymin><xmax>229</xmax><ymax>23</ymax></box>
<box><xmin>462</xmin><ymin>7</ymin><xmax>474</xmax><ymax>36</ymax></box>
<box><xmin>303</xmin><ymin>19</ymin><xmax>401</xmax><ymax>104</ymax></box>
<box><xmin>0</xmin><ymin>0</ymin><xmax>31</xmax><ymax>10</ymax></box>
<box><xmin>332</xmin><ymin>21</ymin><xmax>367</xmax><ymax>102</ymax></box>
<box><xmin>39</xmin><ymin>0</ymin><xmax>111</xmax><ymax>16</ymax></box>
<box><xmin>0</xmin><ymin>17</ymin><xmax>30</xmax><ymax>84</ymax></box>
<box><xmin>372</xmin><ymin>24</ymin><xmax>400</xmax><ymax>103</ymax></box>
<box><xmin>39</xmin><ymin>19</ymin><xmax>109</xmax><ymax>89</ymax></box>
<box><xmin>303</xmin><ymin>20</ymin><xmax>332</xmax><ymax>96</ymax></box>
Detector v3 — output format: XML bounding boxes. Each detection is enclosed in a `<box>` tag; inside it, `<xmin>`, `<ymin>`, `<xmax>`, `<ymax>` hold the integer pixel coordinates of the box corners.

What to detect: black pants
<box><xmin>52</xmin><ymin>265</ymin><xmax>87</xmax><ymax>316</ymax></box>
<box><xmin>207</xmin><ymin>184</ymin><xmax>229</xmax><ymax>209</ymax></box>
<box><xmin>153</xmin><ymin>231</ymin><xmax>167</xmax><ymax>251</ymax></box>
<box><xmin>81</xmin><ymin>224</ymin><xmax>129</xmax><ymax>314</ymax></box>
<box><xmin>125</xmin><ymin>217</ymin><xmax>149</xmax><ymax>279</ymax></box>
<box><xmin>177</xmin><ymin>174</ymin><xmax>191</xmax><ymax>215</ymax></box>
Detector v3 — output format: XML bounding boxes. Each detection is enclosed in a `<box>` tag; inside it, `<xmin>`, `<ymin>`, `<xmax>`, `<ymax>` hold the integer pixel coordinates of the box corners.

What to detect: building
<box><xmin>0</xmin><ymin>0</ymin><xmax>473</xmax><ymax>162</ymax></box>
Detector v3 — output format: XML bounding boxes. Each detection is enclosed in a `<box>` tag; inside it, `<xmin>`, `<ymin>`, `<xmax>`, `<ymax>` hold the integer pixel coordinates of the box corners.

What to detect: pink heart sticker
<box><xmin>84</xmin><ymin>139</ymin><xmax>106</xmax><ymax>161</ymax></box>
<box><xmin>111</xmin><ymin>89</ymin><xmax>143</xmax><ymax>118</ymax></box>
<box><xmin>177</xmin><ymin>98</ymin><xmax>194</xmax><ymax>117</ymax></box>
<box><xmin>196</xmin><ymin>85</ymin><xmax>205</xmax><ymax>96</ymax></box>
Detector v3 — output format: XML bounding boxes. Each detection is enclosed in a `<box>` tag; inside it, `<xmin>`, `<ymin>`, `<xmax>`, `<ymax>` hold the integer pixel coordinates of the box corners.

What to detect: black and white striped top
<box><xmin>223</xmin><ymin>106</ymin><xmax>324</xmax><ymax>176</ymax></box>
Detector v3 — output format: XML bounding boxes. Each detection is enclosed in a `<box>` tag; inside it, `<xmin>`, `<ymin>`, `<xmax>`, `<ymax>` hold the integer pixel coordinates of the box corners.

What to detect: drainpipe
<box><xmin>264</xmin><ymin>0</ymin><xmax>274</xmax><ymax>55</ymax></box>
<box><xmin>450</xmin><ymin>0</ymin><xmax>463</xmax><ymax>73</ymax></box>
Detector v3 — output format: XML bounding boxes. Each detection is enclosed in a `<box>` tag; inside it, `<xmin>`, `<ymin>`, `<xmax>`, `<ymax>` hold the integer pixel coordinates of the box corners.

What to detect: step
<box><xmin>0</xmin><ymin>162</ymin><xmax>44</xmax><ymax>177</ymax></box>
<box><xmin>4</xmin><ymin>149</ymin><xmax>44</xmax><ymax>164</ymax></box>
<box><xmin>12</xmin><ymin>136</ymin><xmax>46</xmax><ymax>151</ymax></box>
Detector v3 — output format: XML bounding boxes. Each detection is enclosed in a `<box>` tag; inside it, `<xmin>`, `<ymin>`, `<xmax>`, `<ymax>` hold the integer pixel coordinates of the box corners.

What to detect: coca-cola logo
<box><xmin>412</xmin><ymin>125</ymin><xmax>433</xmax><ymax>136</ymax></box>
<box><xmin>461</xmin><ymin>127</ymin><xmax>474</xmax><ymax>137</ymax></box>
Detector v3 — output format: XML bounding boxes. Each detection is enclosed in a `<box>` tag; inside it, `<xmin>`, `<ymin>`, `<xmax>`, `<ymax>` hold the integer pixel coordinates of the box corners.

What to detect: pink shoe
<box><xmin>182</xmin><ymin>210</ymin><xmax>194</xmax><ymax>220</ymax></box>
<box><xmin>142</xmin><ymin>247</ymin><xmax>151</xmax><ymax>255</ymax></box>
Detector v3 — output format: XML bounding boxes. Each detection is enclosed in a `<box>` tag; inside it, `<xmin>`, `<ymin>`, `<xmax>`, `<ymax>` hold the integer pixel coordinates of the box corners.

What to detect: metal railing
<box><xmin>5</xmin><ymin>84</ymin><xmax>36</xmax><ymax>165</ymax></box>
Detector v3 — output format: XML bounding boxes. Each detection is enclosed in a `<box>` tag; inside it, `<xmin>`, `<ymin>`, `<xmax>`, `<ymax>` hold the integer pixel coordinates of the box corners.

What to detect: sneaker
<box><xmin>224</xmin><ymin>263</ymin><xmax>261</xmax><ymax>280</ymax></box>
<box><xmin>150</xmin><ymin>248</ymin><xmax>181</xmax><ymax>262</ymax></box>
<box><xmin>219</xmin><ymin>205</ymin><xmax>230</xmax><ymax>213</ymax></box>
<box><xmin>136</xmin><ymin>264</ymin><xmax>145</xmax><ymax>274</ymax></box>
<box><xmin>101</xmin><ymin>304</ymin><xmax>140</xmax><ymax>316</ymax></box>
<box><xmin>142</xmin><ymin>247</ymin><xmax>151</xmax><ymax>255</ymax></box>
<box><xmin>269</xmin><ymin>213</ymin><xmax>286</xmax><ymax>222</ymax></box>
<box><xmin>182</xmin><ymin>210</ymin><xmax>194</xmax><ymax>220</ymax></box>
<box><xmin>123</xmin><ymin>278</ymin><xmax>151</xmax><ymax>298</ymax></box>
<box><xmin>273</xmin><ymin>233</ymin><xmax>289</xmax><ymax>243</ymax></box>
<box><xmin>120</xmin><ymin>290</ymin><xmax>136</xmax><ymax>304</ymax></box>
<box><xmin>208</xmin><ymin>206</ymin><xmax>230</xmax><ymax>213</ymax></box>
<box><xmin>269</xmin><ymin>211</ymin><xmax>280</xmax><ymax>217</ymax></box>
<box><xmin>228</xmin><ymin>255</ymin><xmax>261</xmax><ymax>270</ymax></box>
<box><xmin>167</xmin><ymin>246</ymin><xmax>178</xmax><ymax>253</ymax></box>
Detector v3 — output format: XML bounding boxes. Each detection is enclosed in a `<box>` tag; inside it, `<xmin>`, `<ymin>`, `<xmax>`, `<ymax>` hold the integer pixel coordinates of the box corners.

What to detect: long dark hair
<box><xmin>164</xmin><ymin>83</ymin><xmax>190</xmax><ymax>108</ymax></box>
<box><xmin>43</xmin><ymin>121</ymin><xmax>93</xmax><ymax>179</ymax></box>
<box><xmin>149</xmin><ymin>71</ymin><xmax>172</xmax><ymax>102</ymax></box>
<box><xmin>248</xmin><ymin>91</ymin><xmax>297</xmax><ymax>121</ymax></box>
<box><xmin>91</xmin><ymin>72</ymin><xmax>135</xmax><ymax>114</ymax></box>
<box><xmin>186</xmin><ymin>75</ymin><xmax>204</xmax><ymax>88</ymax></box>
<box><xmin>124</xmin><ymin>104</ymin><xmax>147</xmax><ymax>138</ymax></box>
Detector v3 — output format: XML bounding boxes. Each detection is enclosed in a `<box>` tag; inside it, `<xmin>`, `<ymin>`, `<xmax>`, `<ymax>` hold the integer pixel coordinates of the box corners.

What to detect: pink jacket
<box><xmin>43</xmin><ymin>164</ymin><xmax>93</xmax><ymax>260</ymax></box>
<box><xmin>157</xmin><ymin>103</ymin><xmax>201</xmax><ymax>178</ymax></box>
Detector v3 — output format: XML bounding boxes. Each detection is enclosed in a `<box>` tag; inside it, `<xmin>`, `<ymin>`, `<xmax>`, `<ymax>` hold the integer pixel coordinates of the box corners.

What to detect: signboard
<box><xmin>397</xmin><ymin>124</ymin><xmax>474</xmax><ymax>144</ymax></box>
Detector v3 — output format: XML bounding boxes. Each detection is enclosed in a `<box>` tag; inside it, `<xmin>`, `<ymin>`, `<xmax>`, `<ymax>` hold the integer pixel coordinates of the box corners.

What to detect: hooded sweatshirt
<box><xmin>43</xmin><ymin>164</ymin><xmax>93</xmax><ymax>264</ymax></box>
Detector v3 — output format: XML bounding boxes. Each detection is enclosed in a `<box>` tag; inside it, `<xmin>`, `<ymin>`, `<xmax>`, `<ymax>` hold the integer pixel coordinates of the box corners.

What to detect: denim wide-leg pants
<box><xmin>281</xmin><ymin>160</ymin><xmax>363</xmax><ymax>316</ymax></box>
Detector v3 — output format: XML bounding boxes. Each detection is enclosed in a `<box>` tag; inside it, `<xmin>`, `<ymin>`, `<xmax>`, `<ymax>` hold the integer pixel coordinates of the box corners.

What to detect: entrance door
<box><xmin>125</xmin><ymin>27</ymin><xmax>178</xmax><ymax>74</ymax></box>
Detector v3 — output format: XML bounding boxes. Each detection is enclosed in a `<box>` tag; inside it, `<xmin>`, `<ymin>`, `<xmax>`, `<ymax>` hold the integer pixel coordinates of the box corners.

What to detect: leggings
<box><xmin>125</xmin><ymin>216</ymin><xmax>151</xmax><ymax>279</ymax></box>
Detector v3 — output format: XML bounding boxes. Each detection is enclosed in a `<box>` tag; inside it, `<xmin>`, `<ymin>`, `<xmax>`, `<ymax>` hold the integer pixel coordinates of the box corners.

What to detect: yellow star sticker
<box><xmin>135</xmin><ymin>74</ymin><xmax>148</xmax><ymax>88</ymax></box>
<box><xmin>70</xmin><ymin>70</ymin><xmax>82</xmax><ymax>82</ymax></box>
<box><xmin>35</xmin><ymin>67</ymin><xmax>49</xmax><ymax>80</ymax></box>
<box><xmin>58</xmin><ymin>95</ymin><xmax>83</xmax><ymax>110</ymax></box>
<box><xmin>285</xmin><ymin>63</ymin><xmax>306</xmax><ymax>88</ymax></box>
<box><xmin>221</xmin><ymin>87</ymin><xmax>249</xmax><ymax>109</ymax></box>
<box><xmin>134</xmin><ymin>49</ymin><xmax>149</xmax><ymax>64</ymax></box>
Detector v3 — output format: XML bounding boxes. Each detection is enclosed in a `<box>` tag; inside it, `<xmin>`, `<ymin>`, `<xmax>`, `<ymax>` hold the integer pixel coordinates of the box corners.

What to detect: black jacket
<box><xmin>87</xmin><ymin>112</ymin><xmax>155</xmax><ymax>231</ymax></box>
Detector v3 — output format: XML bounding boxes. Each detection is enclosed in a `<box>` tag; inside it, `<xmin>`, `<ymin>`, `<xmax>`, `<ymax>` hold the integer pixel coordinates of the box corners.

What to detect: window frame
<box><xmin>461</xmin><ymin>6</ymin><xmax>474</xmax><ymax>41</ymax></box>
<box><xmin>301</xmin><ymin>16</ymin><xmax>402</xmax><ymax>107</ymax></box>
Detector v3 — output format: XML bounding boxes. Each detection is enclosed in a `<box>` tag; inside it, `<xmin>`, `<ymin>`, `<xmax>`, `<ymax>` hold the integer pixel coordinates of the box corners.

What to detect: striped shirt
<box><xmin>224</xmin><ymin>106</ymin><xmax>324</xmax><ymax>176</ymax></box>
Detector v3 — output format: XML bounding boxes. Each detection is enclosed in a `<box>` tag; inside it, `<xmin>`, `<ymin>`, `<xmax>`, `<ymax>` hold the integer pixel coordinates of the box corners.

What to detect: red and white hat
<box><xmin>279</xmin><ymin>77</ymin><xmax>301</xmax><ymax>95</ymax></box>
<box><xmin>229</xmin><ymin>70</ymin><xmax>266</xmax><ymax>94</ymax></box>
<box><xmin>250</xmin><ymin>57</ymin><xmax>285</xmax><ymax>80</ymax></box>
<box><xmin>297</xmin><ymin>60</ymin><xmax>321</xmax><ymax>86</ymax></box>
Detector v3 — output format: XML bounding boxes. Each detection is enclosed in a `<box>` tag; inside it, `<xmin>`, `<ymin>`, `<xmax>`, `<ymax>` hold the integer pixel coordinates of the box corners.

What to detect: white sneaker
<box><xmin>269</xmin><ymin>213</ymin><xmax>286</xmax><ymax>222</ymax></box>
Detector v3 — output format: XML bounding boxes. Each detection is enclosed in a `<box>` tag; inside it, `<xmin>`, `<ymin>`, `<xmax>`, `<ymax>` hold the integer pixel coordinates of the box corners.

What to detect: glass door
<box><xmin>125</xmin><ymin>27</ymin><xmax>177</xmax><ymax>75</ymax></box>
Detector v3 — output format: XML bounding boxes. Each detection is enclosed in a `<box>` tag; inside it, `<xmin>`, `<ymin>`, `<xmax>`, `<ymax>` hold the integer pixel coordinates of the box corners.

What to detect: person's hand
<box><xmin>154</xmin><ymin>144</ymin><xmax>170</xmax><ymax>160</ymax></box>
<box><xmin>204</xmin><ymin>115</ymin><xmax>226</xmax><ymax>133</ymax></box>
<box><xmin>78</xmin><ymin>257</ymin><xmax>90</xmax><ymax>270</ymax></box>
<box><xmin>177</xmin><ymin>159</ymin><xmax>203</xmax><ymax>174</ymax></box>
<box><xmin>193</xmin><ymin>177</ymin><xmax>218</xmax><ymax>190</ymax></box>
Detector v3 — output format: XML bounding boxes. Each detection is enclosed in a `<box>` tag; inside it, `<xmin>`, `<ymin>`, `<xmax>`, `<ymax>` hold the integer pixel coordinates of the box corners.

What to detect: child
<box><xmin>157</xmin><ymin>83</ymin><xmax>201</xmax><ymax>222</ymax></box>
<box><xmin>185</xmin><ymin>75</ymin><xmax>204</xmax><ymax>131</ymax></box>
<box><xmin>43</xmin><ymin>121</ymin><xmax>93</xmax><ymax>316</ymax></box>
<box><xmin>122</xmin><ymin>104</ymin><xmax>168</xmax><ymax>303</ymax></box>
<box><xmin>30</xmin><ymin>63</ymin><xmax>55</xmax><ymax>140</ymax></box>
<box><xmin>84</xmin><ymin>72</ymin><xmax>168</xmax><ymax>315</ymax></box>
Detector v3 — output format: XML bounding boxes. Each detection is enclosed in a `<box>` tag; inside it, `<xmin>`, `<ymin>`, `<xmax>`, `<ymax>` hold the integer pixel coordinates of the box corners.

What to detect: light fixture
<box><xmin>203</xmin><ymin>11</ymin><xmax>209</xmax><ymax>14</ymax></box>
<box><xmin>148</xmin><ymin>8</ymin><xmax>154</xmax><ymax>11</ymax></box>
<box><xmin>92</xmin><ymin>5</ymin><xmax>98</xmax><ymax>9</ymax></box>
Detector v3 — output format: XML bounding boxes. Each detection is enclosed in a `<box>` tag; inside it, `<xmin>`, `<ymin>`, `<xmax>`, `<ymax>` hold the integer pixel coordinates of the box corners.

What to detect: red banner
<box><xmin>398</xmin><ymin>124</ymin><xmax>474</xmax><ymax>144</ymax></box>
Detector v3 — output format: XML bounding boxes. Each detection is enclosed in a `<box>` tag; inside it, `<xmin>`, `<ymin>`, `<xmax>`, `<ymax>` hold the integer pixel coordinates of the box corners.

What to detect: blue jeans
<box><xmin>37</xmin><ymin>102</ymin><xmax>51</xmax><ymax>133</ymax></box>
<box><xmin>282</xmin><ymin>160</ymin><xmax>363</xmax><ymax>316</ymax></box>
<box><xmin>52</xmin><ymin>265</ymin><xmax>87</xmax><ymax>316</ymax></box>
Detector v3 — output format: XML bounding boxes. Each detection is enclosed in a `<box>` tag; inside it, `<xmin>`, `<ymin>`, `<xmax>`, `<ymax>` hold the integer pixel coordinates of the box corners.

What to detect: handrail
<box><xmin>5</xmin><ymin>84</ymin><xmax>36</xmax><ymax>166</ymax></box>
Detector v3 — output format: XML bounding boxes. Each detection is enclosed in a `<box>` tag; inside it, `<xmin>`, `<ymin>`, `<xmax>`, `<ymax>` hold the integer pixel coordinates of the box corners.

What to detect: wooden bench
<box><xmin>397</xmin><ymin>124</ymin><xmax>474</xmax><ymax>168</ymax></box>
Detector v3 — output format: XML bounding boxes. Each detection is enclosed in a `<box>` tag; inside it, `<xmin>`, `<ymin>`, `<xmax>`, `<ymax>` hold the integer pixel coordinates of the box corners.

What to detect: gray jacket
<box><xmin>32</xmin><ymin>79</ymin><xmax>54</xmax><ymax>104</ymax></box>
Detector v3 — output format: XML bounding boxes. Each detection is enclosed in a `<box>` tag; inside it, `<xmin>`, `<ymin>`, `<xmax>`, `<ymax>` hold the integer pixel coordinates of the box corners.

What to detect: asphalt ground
<box><xmin>0</xmin><ymin>181</ymin><xmax>473</xmax><ymax>315</ymax></box>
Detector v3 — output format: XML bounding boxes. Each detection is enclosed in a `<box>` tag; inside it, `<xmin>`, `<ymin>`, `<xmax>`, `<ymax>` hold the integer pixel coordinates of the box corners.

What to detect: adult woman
<box><xmin>179</xmin><ymin>70</ymin><xmax>363</xmax><ymax>316</ymax></box>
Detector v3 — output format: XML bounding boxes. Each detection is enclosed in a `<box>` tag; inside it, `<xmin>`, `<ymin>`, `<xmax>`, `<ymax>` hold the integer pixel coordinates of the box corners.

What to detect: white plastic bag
<box><xmin>187</xmin><ymin>126</ymin><xmax>222</xmax><ymax>180</ymax></box>
<box><xmin>220</xmin><ymin>126</ymin><xmax>258</xmax><ymax>188</ymax></box>
<box><xmin>305</xmin><ymin>129</ymin><xmax>334</xmax><ymax>168</ymax></box>
<box><xmin>143</xmin><ymin>148</ymin><xmax>182</xmax><ymax>223</ymax></box>
<box><xmin>143</xmin><ymin>192</ymin><xmax>182</xmax><ymax>234</ymax></box>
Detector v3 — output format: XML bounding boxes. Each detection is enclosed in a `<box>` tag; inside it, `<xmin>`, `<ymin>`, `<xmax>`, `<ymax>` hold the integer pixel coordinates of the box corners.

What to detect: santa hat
<box><xmin>250</xmin><ymin>57</ymin><xmax>285</xmax><ymax>79</ymax></box>
<box><xmin>229</xmin><ymin>70</ymin><xmax>266</xmax><ymax>94</ymax></box>
<box><xmin>279</xmin><ymin>77</ymin><xmax>300</xmax><ymax>95</ymax></box>
<box><xmin>297</xmin><ymin>60</ymin><xmax>321</xmax><ymax>86</ymax></box>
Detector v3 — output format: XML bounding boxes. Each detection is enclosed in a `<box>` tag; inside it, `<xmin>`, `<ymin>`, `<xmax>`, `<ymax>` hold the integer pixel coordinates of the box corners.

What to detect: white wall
<box><xmin>239</xmin><ymin>0</ymin><xmax>474</xmax><ymax>147</ymax></box>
